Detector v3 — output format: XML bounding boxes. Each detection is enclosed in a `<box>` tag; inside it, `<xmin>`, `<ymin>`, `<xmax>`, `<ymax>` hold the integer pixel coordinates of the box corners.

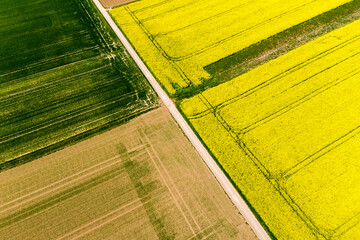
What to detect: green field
<box><xmin>181</xmin><ymin>20</ymin><xmax>360</xmax><ymax>239</ymax></box>
<box><xmin>0</xmin><ymin>108</ymin><xmax>256</xmax><ymax>240</ymax></box>
<box><xmin>0</xmin><ymin>0</ymin><xmax>158</xmax><ymax>167</ymax></box>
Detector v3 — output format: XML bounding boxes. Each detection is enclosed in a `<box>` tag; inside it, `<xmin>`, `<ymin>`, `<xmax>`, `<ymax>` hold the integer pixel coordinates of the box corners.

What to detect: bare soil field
<box><xmin>100</xmin><ymin>0</ymin><xmax>138</xmax><ymax>8</ymax></box>
<box><xmin>0</xmin><ymin>107</ymin><xmax>256</xmax><ymax>240</ymax></box>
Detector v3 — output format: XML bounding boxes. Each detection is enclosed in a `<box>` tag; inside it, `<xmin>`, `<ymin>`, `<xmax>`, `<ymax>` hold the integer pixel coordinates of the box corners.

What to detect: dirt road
<box><xmin>91</xmin><ymin>0</ymin><xmax>271</xmax><ymax>239</ymax></box>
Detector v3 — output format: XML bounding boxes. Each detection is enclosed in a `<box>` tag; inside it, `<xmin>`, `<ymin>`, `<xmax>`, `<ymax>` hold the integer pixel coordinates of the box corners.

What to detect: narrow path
<box><xmin>91</xmin><ymin>0</ymin><xmax>271</xmax><ymax>239</ymax></box>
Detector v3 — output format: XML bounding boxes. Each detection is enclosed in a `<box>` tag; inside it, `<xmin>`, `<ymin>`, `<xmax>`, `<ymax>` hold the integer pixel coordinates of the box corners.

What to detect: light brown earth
<box><xmin>100</xmin><ymin>0</ymin><xmax>138</xmax><ymax>8</ymax></box>
<box><xmin>0</xmin><ymin>107</ymin><xmax>256</xmax><ymax>240</ymax></box>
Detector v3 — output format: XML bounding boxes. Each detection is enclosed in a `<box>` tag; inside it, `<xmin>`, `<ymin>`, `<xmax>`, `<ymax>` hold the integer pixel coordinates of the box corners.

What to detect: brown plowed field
<box><xmin>100</xmin><ymin>0</ymin><xmax>138</xmax><ymax>8</ymax></box>
<box><xmin>0</xmin><ymin>107</ymin><xmax>256</xmax><ymax>239</ymax></box>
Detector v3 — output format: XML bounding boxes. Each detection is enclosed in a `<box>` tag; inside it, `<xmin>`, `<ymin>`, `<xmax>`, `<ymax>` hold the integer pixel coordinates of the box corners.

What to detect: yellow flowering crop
<box><xmin>111</xmin><ymin>0</ymin><xmax>351</xmax><ymax>94</ymax></box>
<box><xmin>181</xmin><ymin>19</ymin><xmax>360</xmax><ymax>239</ymax></box>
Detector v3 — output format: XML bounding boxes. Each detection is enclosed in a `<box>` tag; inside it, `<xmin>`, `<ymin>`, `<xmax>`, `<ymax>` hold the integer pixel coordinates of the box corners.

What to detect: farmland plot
<box><xmin>111</xmin><ymin>0</ymin><xmax>353</xmax><ymax>94</ymax></box>
<box><xmin>0</xmin><ymin>107</ymin><xmax>256</xmax><ymax>240</ymax></box>
<box><xmin>0</xmin><ymin>0</ymin><xmax>158</xmax><ymax>166</ymax></box>
<box><xmin>99</xmin><ymin>0</ymin><xmax>138</xmax><ymax>8</ymax></box>
<box><xmin>181</xmin><ymin>20</ymin><xmax>360</xmax><ymax>239</ymax></box>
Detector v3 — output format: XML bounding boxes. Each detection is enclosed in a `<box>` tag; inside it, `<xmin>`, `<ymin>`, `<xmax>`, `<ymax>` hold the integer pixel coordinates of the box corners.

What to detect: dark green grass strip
<box><xmin>174</xmin><ymin>0</ymin><xmax>360</xmax><ymax>100</ymax></box>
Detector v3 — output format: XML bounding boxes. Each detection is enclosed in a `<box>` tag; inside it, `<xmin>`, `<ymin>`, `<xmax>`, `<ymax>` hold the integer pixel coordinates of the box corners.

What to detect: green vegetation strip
<box><xmin>176</xmin><ymin>0</ymin><xmax>360</xmax><ymax>99</ymax></box>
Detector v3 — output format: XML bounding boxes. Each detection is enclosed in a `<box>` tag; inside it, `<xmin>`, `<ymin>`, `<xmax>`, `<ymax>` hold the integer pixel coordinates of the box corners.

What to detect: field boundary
<box><xmin>0</xmin><ymin>107</ymin><xmax>155</xmax><ymax>172</ymax></box>
<box><xmin>91</xmin><ymin>0</ymin><xmax>271</xmax><ymax>239</ymax></box>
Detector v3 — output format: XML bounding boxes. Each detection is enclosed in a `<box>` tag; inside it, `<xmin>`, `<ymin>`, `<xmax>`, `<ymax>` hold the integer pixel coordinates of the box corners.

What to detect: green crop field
<box><xmin>110</xmin><ymin>0</ymin><xmax>356</xmax><ymax>95</ymax></box>
<box><xmin>0</xmin><ymin>0</ymin><xmax>158</xmax><ymax>167</ymax></box>
<box><xmin>181</xmin><ymin>20</ymin><xmax>360</xmax><ymax>239</ymax></box>
<box><xmin>0</xmin><ymin>107</ymin><xmax>256</xmax><ymax>240</ymax></box>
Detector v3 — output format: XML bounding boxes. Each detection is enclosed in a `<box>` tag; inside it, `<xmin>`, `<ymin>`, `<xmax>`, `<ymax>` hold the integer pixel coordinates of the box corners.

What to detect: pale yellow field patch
<box><xmin>0</xmin><ymin>107</ymin><xmax>256</xmax><ymax>240</ymax></box>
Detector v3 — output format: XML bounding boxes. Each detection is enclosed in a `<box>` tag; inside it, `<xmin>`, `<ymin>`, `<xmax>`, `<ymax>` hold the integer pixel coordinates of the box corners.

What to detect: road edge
<box><xmin>91</xmin><ymin>1</ymin><xmax>272</xmax><ymax>239</ymax></box>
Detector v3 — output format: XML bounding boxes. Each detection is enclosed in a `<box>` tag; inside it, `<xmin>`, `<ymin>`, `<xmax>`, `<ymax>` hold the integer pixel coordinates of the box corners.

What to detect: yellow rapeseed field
<box><xmin>181</xmin><ymin>19</ymin><xmax>360</xmax><ymax>239</ymax></box>
<box><xmin>111</xmin><ymin>0</ymin><xmax>352</xmax><ymax>94</ymax></box>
